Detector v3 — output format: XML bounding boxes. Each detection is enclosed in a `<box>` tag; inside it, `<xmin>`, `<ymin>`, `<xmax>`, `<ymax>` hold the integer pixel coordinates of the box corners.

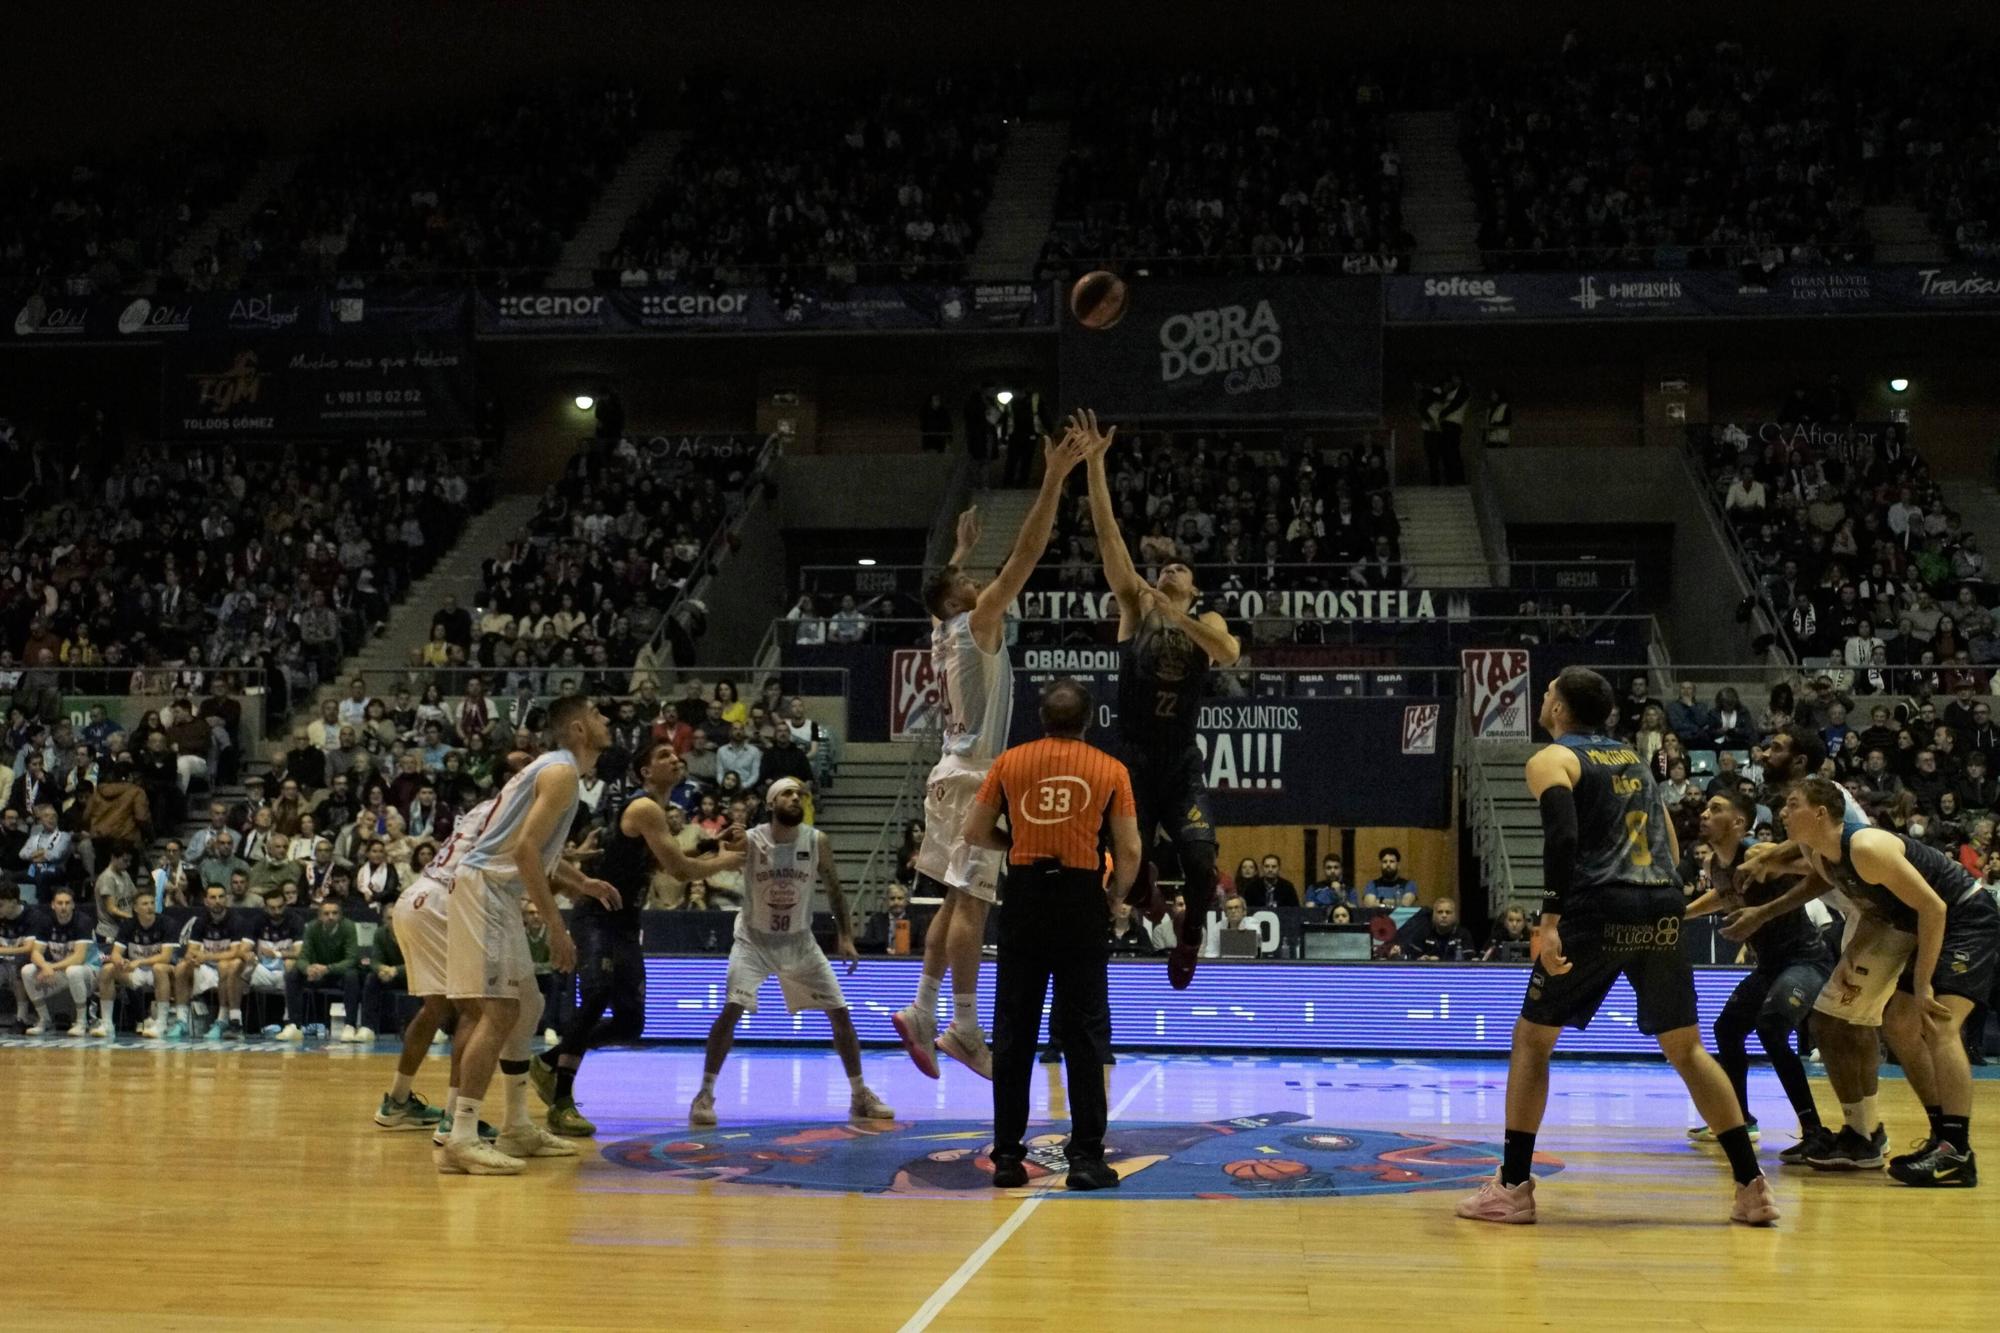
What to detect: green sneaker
<box><xmin>432</xmin><ymin>1113</ymin><xmax>498</xmax><ymax>1143</ymax></box>
<box><xmin>375</xmin><ymin>1091</ymin><xmax>447</xmax><ymax>1131</ymax></box>
<box><xmin>527</xmin><ymin>1054</ymin><xmax>557</xmax><ymax>1108</ymax></box>
<box><xmin>548</xmin><ymin>1099</ymin><xmax>597</xmax><ymax>1137</ymax></box>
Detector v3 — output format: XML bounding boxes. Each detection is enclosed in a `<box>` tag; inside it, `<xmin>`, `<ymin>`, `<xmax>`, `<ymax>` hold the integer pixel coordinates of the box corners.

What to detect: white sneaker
<box><xmin>850</xmin><ymin>1086</ymin><xmax>895</xmax><ymax>1120</ymax></box>
<box><xmin>430</xmin><ymin>1029</ymin><xmax>448</xmax><ymax>1046</ymax></box>
<box><xmin>353</xmin><ymin>1026</ymin><xmax>376</xmax><ymax>1043</ymax></box>
<box><xmin>542</xmin><ymin>1027</ymin><xmax>558</xmax><ymax>1045</ymax></box>
<box><xmin>24</xmin><ymin>1023</ymin><xmax>45</xmax><ymax>1036</ymax></box>
<box><xmin>938</xmin><ymin>1025</ymin><xmax>994</xmax><ymax>1080</ymax></box>
<box><xmin>437</xmin><ymin>1139</ymin><xmax>525</xmax><ymax>1176</ymax></box>
<box><xmin>67</xmin><ymin>1022</ymin><xmax>87</xmax><ymax>1037</ymax></box>
<box><xmin>891</xmin><ymin>1004</ymin><xmax>940</xmax><ymax>1079</ymax></box>
<box><xmin>497</xmin><ymin>1123</ymin><xmax>580</xmax><ymax>1158</ymax></box>
<box><xmin>689</xmin><ymin>1089</ymin><xmax>718</xmax><ymax>1127</ymax></box>
<box><xmin>277</xmin><ymin>1024</ymin><xmax>303</xmax><ymax>1041</ymax></box>
<box><xmin>137</xmin><ymin>1021</ymin><xmax>159</xmax><ymax>1038</ymax></box>
<box><xmin>339</xmin><ymin>1024</ymin><xmax>359</xmax><ymax>1043</ymax></box>
<box><xmin>88</xmin><ymin>1023</ymin><xmax>111</xmax><ymax>1038</ymax></box>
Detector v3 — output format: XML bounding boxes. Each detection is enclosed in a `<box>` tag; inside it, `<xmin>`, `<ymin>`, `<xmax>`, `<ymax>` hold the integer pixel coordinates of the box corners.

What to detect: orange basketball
<box><xmin>1069</xmin><ymin>270</ymin><xmax>1128</xmax><ymax>329</ymax></box>
<box><xmin>1224</xmin><ymin>1157</ymin><xmax>1308</xmax><ymax>1181</ymax></box>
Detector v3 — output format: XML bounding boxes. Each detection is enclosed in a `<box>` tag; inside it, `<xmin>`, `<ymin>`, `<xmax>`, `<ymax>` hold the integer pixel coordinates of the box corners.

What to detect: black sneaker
<box><xmin>1809</xmin><ymin>1125</ymin><xmax>1886</xmax><ymax>1170</ymax></box>
<box><xmin>991</xmin><ymin>1156</ymin><xmax>1028</xmax><ymax>1189</ymax></box>
<box><xmin>1871</xmin><ymin>1124</ymin><xmax>1889</xmax><ymax>1159</ymax></box>
<box><xmin>1888</xmin><ymin>1136</ymin><xmax>1938</xmax><ymax>1172</ymax></box>
<box><xmin>1778</xmin><ymin>1125</ymin><xmax>1838</xmax><ymax>1166</ymax></box>
<box><xmin>1065</xmin><ymin>1159</ymin><xmax>1121</xmax><ymax>1191</ymax></box>
<box><xmin>1888</xmin><ymin>1143</ymin><xmax>1977</xmax><ymax>1188</ymax></box>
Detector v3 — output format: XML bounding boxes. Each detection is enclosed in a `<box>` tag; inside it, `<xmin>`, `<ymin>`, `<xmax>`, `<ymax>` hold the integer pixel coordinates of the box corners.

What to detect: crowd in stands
<box><xmin>1696</xmin><ymin>397</ymin><xmax>1994</xmax><ymax>678</ymax></box>
<box><xmin>604</xmin><ymin>73</ymin><xmax>1014</xmax><ymax>289</ymax></box>
<box><xmin>1459</xmin><ymin>34</ymin><xmax>1882</xmax><ymax>274</ymax></box>
<box><xmin>1041</xmin><ymin>69</ymin><xmax>1414</xmax><ymax>281</ymax></box>
<box><xmin>1</xmin><ymin>423</ymin><xmax>490</xmax><ymax>721</ymax></box>
<box><xmin>235</xmin><ymin>84</ymin><xmax>646</xmax><ymax>289</ymax></box>
<box><xmin>0</xmin><ymin>128</ymin><xmax>264</xmax><ymax>299</ymax></box>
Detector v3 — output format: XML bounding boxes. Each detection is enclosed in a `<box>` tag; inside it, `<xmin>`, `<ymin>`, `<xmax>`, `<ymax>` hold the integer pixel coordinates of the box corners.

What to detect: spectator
<box><xmin>1241</xmin><ymin>854</ymin><xmax>1300</xmax><ymax>909</ymax></box>
<box><xmin>197</xmin><ymin>833</ymin><xmax>250</xmax><ymax>894</ymax></box>
<box><xmin>17</xmin><ymin>803</ymin><xmax>72</xmax><ymax>901</ymax></box>
<box><xmin>715</xmin><ymin>725</ymin><xmax>762</xmax><ymax>790</ymax></box>
<box><xmin>19</xmin><ymin>887</ymin><xmax>97</xmax><ymax>1036</ymax></box>
<box><xmin>828</xmin><ymin>595</ymin><xmax>873</xmax><ymax>644</ymax></box>
<box><xmin>1484</xmin><ymin>905</ymin><xmax>1534</xmax><ymax>960</ymax></box>
<box><xmin>1304</xmin><ymin>854</ymin><xmax>1356</xmax><ymax>914</ymax></box>
<box><xmin>360</xmin><ymin>914</ymin><xmax>410</xmax><ymax>1037</ymax></box>
<box><xmin>354</xmin><ymin>841</ymin><xmax>400</xmax><ymax>913</ymax></box>
<box><xmin>1108</xmin><ymin>900</ymin><xmax>1150</xmax><ymax>954</ymax></box>
<box><xmin>284</xmin><ymin>896</ymin><xmax>365</xmax><ymax>1042</ymax></box>
<box><xmin>1396</xmin><ymin>896</ymin><xmax>1477</xmax><ymax>960</ymax></box>
<box><xmin>1200</xmin><ymin>894</ymin><xmax>1253</xmax><ymax>959</ymax></box>
<box><xmin>1362</xmin><ymin>847</ymin><xmax>1418</xmax><ymax>907</ymax></box>
<box><xmin>1667</xmin><ymin>681</ymin><xmax>1715</xmax><ymax>745</ymax></box>
<box><xmin>759</xmin><ymin>726</ymin><xmax>816</xmax><ymax>797</ymax></box>
<box><xmin>93</xmin><ymin>849</ymin><xmax>138</xmax><ymax>938</ymax></box>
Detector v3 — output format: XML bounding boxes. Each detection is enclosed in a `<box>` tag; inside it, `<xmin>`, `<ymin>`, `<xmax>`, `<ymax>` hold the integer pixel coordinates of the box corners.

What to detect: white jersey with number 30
<box><xmin>737</xmin><ymin>824</ymin><xmax>820</xmax><ymax>938</ymax></box>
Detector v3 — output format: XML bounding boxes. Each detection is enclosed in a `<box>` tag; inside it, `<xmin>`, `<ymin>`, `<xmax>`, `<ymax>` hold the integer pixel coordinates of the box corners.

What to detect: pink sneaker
<box><xmin>1455</xmin><ymin>1171</ymin><xmax>1537</xmax><ymax>1224</ymax></box>
<box><xmin>1731</xmin><ymin>1175</ymin><xmax>1780</xmax><ymax>1226</ymax></box>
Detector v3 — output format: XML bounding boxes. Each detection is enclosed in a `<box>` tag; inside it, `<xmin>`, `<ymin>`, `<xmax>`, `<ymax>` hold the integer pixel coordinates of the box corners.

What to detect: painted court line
<box><xmin>897</xmin><ymin>1063</ymin><xmax>1163</xmax><ymax>1333</ymax></box>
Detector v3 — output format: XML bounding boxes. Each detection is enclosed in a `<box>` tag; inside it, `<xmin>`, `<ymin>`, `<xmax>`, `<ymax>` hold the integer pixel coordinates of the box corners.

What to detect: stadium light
<box><xmin>856</xmin><ymin>558</ymin><xmax>878</xmax><ymax>567</ymax></box>
<box><xmin>995</xmin><ymin>389</ymin><xmax>1014</xmax><ymax>406</ymax></box>
<box><xmin>573</xmin><ymin>394</ymin><xmax>595</xmax><ymax>411</ymax></box>
<box><xmin>1887</xmin><ymin>377</ymin><xmax>1910</xmax><ymax>394</ymax></box>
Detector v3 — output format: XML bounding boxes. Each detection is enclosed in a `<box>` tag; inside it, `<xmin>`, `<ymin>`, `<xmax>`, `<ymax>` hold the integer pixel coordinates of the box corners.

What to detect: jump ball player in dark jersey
<box><xmin>1680</xmin><ymin>791</ymin><xmax>1833</xmax><ymax>1161</ymax></box>
<box><xmin>1730</xmin><ymin>777</ymin><xmax>1997</xmax><ymax>1186</ymax></box>
<box><xmin>1456</xmin><ymin>666</ymin><xmax>1778</xmax><ymax>1226</ymax></box>
<box><xmin>1076</xmin><ymin>409</ymin><xmax>1241</xmax><ymax>990</ymax></box>
<box><xmin>528</xmin><ymin>741</ymin><xmax>746</xmax><ymax>1136</ymax></box>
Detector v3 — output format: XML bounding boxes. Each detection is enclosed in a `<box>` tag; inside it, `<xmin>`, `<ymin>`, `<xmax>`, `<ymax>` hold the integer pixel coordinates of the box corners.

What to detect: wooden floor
<box><xmin>9</xmin><ymin>1040</ymin><xmax>1999</xmax><ymax>1331</ymax></box>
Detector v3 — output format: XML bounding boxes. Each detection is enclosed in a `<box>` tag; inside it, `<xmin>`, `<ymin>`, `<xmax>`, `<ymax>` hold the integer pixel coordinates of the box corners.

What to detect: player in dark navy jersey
<box><xmin>1681</xmin><ymin>792</ymin><xmax>1833</xmax><ymax>1160</ymax></box>
<box><xmin>1458</xmin><ymin>667</ymin><xmax>1777</xmax><ymax>1227</ymax></box>
<box><xmin>96</xmin><ymin>892</ymin><xmax>177</xmax><ymax>1037</ymax></box>
<box><xmin>21</xmin><ymin>888</ymin><xmax>99</xmax><ymax>1036</ymax></box>
<box><xmin>170</xmin><ymin>883</ymin><xmax>251</xmax><ymax>1040</ymax></box>
<box><xmin>1733</xmin><ymin>777</ymin><xmax>1995</xmax><ymax>1186</ymax></box>
<box><xmin>1</xmin><ymin>881</ymin><xmax>40</xmax><ymax>1029</ymax></box>
<box><xmin>1077</xmin><ymin>409</ymin><xmax>1241</xmax><ymax>991</ymax></box>
<box><xmin>529</xmin><ymin>742</ymin><xmax>744</xmax><ymax>1136</ymax></box>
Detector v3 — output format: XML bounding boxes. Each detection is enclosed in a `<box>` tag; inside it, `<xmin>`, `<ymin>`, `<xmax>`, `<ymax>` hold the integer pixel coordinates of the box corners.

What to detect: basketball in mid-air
<box><xmin>1224</xmin><ymin>1157</ymin><xmax>1309</xmax><ymax>1182</ymax></box>
<box><xmin>1070</xmin><ymin>270</ymin><xmax>1129</xmax><ymax>329</ymax></box>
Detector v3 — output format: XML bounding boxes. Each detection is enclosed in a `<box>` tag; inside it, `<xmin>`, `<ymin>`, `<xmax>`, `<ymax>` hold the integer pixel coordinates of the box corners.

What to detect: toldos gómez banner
<box><xmin>1007</xmin><ymin>658</ymin><xmax>1452</xmax><ymax>827</ymax></box>
<box><xmin>162</xmin><ymin>337</ymin><xmax>476</xmax><ymax>437</ymax></box>
<box><xmin>1058</xmin><ymin>275</ymin><xmax>1384</xmax><ymax>420</ymax></box>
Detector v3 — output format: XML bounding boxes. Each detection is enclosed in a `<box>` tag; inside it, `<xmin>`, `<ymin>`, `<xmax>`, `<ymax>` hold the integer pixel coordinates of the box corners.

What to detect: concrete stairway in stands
<box><xmin>1468</xmin><ymin>738</ymin><xmax>1544</xmax><ymax>910</ymax></box>
<box><xmin>342</xmin><ymin>492</ymin><xmax>544</xmax><ymax>681</ymax></box>
<box><xmin>1864</xmin><ymin>202</ymin><xmax>1943</xmax><ymax>265</ymax></box>
<box><xmin>819</xmin><ymin>739</ymin><xmax>937</xmax><ymax>899</ymax></box>
<box><xmin>1393</xmin><ymin>486</ymin><xmax>1494</xmax><ymax>587</ymax></box>
<box><xmin>551</xmin><ymin>127</ymin><xmax>687</xmax><ymax>289</ymax></box>
<box><xmin>165</xmin><ymin>155</ymin><xmax>300</xmax><ymax>289</ymax></box>
<box><xmin>960</xmin><ymin>487</ymin><xmax>1041</xmax><ymax>572</ymax></box>
<box><xmin>971</xmin><ymin>119</ymin><xmax>1070</xmax><ymax>281</ymax></box>
<box><xmin>1391</xmin><ymin>111</ymin><xmax>1481</xmax><ymax>273</ymax></box>
<box><xmin>1940</xmin><ymin>476</ymin><xmax>2000</xmax><ymax>556</ymax></box>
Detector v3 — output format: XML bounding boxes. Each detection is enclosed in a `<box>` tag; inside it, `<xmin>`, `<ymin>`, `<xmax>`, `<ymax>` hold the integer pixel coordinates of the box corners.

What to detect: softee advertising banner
<box><xmin>1385</xmin><ymin>264</ymin><xmax>2000</xmax><ymax>322</ymax></box>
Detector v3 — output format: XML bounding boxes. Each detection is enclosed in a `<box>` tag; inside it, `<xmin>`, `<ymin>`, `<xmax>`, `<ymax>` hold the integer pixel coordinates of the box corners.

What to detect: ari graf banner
<box><xmin>1058</xmin><ymin>275</ymin><xmax>1384</xmax><ymax>420</ymax></box>
<box><xmin>163</xmin><ymin>336</ymin><xmax>476</xmax><ymax>437</ymax></box>
<box><xmin>1462</xmin><ymin>648</ymin><xmax>1531</xmax><ymax>740</ymax></box>
<box><xmin>1008</xmin><ymin>651</ymin><xmax>1453</xmax><ymax>827</ymax></box>
<box><xmin>476</xmin><ymin>282</ymin><xmax>1052</xmax><ymax>335</ymax></box>
<box><xmin>3</xmin><ymin>289</ymin><xmax>468</xmax><ymax>341</ymax></box>
<box><xmin>1386</xmin><ymin>264</ymin><xmax>2000</xmax><ymax>322</ymax></box>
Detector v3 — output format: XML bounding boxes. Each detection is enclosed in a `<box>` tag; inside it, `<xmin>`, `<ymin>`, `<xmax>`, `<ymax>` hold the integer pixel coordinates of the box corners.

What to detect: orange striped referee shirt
<box><xmin>973</xmin><ymin>737</ymin><xmax>1135</xmax><ymax>871</ymax></box>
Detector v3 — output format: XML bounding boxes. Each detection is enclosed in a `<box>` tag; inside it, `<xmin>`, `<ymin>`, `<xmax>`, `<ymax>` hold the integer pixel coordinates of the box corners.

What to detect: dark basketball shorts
<box><xmin>1519</xmin><ymin>884</ymin><xmax>1699</xmax><ymax>1036</ymax></box>
<box><xmin>1123</xmin><ymin>745</ymin><xmax>1215</xmax><ymax>847</ymax></box>
<box><xmin>1898</xmin><ymin>887</ymin><xmax>2000</xmax><ymax>1004</ymax></box>
<box><xmin>1740</xmin><ymin>958</ymin><xmax>1831</xmax><ymax>1031</ymax></box>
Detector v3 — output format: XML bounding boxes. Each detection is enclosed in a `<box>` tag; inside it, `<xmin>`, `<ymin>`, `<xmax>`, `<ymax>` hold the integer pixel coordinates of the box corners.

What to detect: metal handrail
<box><xmin>638</xmin><ymin>431</ymin><xmax>784</xmax><ymax>667</ymax></box>
<box><xmin>1675</xmin><ymin>434</ymin><xmax>1800</xmax><ymax>666</ymax></box>
<box><xmin>800</xmin><ymin>557</ymin><xmax>1638</xmax><ymax>585</ymax></box>
<box><xmin>853</xmin><ymin>728</ymin><xmax>939</xmax><ymax>912</ymax></box>
<box><xmin>1456</xmin><ymin>701</ymin><xmax>1518</xmax><ymax>916</ymax></box>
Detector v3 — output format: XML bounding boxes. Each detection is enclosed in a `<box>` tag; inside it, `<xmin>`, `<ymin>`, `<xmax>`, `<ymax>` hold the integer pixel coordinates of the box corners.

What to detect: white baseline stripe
<box><xmin>897</xmin><ymin>1062</ymin><xmax>1163</xmax><ymax>1333</ymax></box>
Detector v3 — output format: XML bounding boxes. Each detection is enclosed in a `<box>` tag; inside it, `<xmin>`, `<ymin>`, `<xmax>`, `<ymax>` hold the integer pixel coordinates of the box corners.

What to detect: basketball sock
<box><xmin>1840</xmin><ymin>1098</ymin><xmax>1865</xmax><ymax>1133</ymax></box>
<box><xmin>1858</xmin><ymin>1095</ymin><xmax>1879</xmax><ymax>1135</ymax></box>
<box><xmin>554</xmin><ymin>1063</ymin><xmax>578</xmax><ymax>1102</ymax></box>
<box><xmin>228</xmin><ymin>1006</ymin><xmax>242</xmax><ymax>1023</ymax></box>
<box><xmin>450</xmin><ymin>1097</ymin><xmax>482</xmax><ymax>1144</ymax></box>
<box><xmin>500</xmin><ymin>1060</ymin><xmax>531</xmax><ymax>1130</ymax></box>
<box><xmin>1938</xmin><ymin>1114</ymin><xmax>1970</xmax><ymax>1153</ymax></box>
<box><xmin>151</xmin><ymin>1001</ymin><xmax>168</xmax><ymax>1025</ymax></box>
<box><xmin>1501</xmin><ymin>1130</ymin><xmax>1536</xmax><ymax>1187</ymax></box>
<box><xmin>915</xmin><ymin>973</ymin><xmax>940</xmax><ymax>1014</ymax></box>
<box><xmin>700</xmin><ymin>1072</ymin><xmax>717</xmax><ymax>1095</ymax></box>
<box><xmin>951</xmin><ymin>990</ymin><xmax>979</xmax><ymax>1036</ymax></box>
<box><xmin>1926</xmin><ymin>1104</ymin><xmax>1944</xmax><ymax>1141</ymax></box>
<box><xmin>848</xmin><ymin>1074</ymin><xmax>866</xmax><ymax>1096</ymax></box>
<box><xmin>1715</xmin><ymin>1125</ymin><xmax>1763</xmax><ymax>1185</ymax></box>
<box><xmin>175</xmin><ymin>1003</ymin><xmax>190</xmax><ymax>1023</ymax></box>
<box><xmin>32</xmin><ymin>1002</ymin><xmax>50</xmax><ymax>1026</ymax></box>
<box><xmin>391</xmin><ymin>1072</ymin><xmax>415</xmax><ymax>1101</ymax></box>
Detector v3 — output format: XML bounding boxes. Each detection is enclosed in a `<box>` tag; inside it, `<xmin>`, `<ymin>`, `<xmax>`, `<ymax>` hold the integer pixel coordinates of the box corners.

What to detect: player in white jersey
<box><xmin>441</xmin><ymin>697</ymin><xmax>623</xmax><ymax>1176</ymax></box>
<box><xmin>371</xmin><ymin>789</ymin><xmax>499</xmax><ymax>1140</ymax></box>
<box><xmin>890</xmin><ymin>426</ymin><xmax>1089</xmax><ymax>1082</ymax></box>
<box><xmin>690</xmin><ymin>779</ymin><xmax>892</xmax><ymax>1126</ymax></box>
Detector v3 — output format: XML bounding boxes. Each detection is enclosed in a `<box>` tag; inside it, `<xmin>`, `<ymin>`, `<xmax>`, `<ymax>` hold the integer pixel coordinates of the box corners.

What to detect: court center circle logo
<box><xmin>602</xmin><ymin>1112</ymin><xmax>1562</xmax><ymax>1199</ymax></box>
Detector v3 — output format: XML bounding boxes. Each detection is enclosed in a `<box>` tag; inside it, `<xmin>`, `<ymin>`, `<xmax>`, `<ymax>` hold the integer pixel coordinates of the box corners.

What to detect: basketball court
<box><xmin>11</xmin><ymin>1037</ymin><xmax>1996</xmax><ymax>1330</ymax></box>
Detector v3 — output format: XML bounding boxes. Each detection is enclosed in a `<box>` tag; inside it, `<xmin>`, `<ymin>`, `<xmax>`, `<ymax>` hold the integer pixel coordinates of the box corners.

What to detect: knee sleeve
<box><xmin>504</xmin><ymin>984</ymin><xmax>544</xmax><ymax>1061</ymax></box>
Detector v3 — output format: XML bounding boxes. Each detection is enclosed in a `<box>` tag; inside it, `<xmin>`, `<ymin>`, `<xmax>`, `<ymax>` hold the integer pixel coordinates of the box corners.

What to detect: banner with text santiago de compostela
<box><xmin>1007</xmin><ymin>650</ymin><xmax>1452</xmax><ymax>827</ymax></box>
<box><xmin>1059</xmin><ymin>275</ymin><xmax>1384</xmax><ymax>420</ymax></box>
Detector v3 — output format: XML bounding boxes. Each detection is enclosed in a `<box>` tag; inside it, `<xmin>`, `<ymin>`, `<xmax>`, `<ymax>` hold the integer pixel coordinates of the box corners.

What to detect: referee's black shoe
<box><xmin>1066</xmin><ymin>1159</ymin><xmax>1121</xmax><ymax>1191</ymax></box>
<box><xmin>991</xmin><ymin>1156</ymin><xmax>1029</xmax><ymax>1189</ymax></box>
<box><xmin>1809</xmin><ymin>1124</ymin><xmax>1886</xmax><ymax>1170</ymax></box>
<box><xmin>1888</xmin><ymin>1142</ymin><xmax>1977</xmax><ymax>1187</ymax></box>
<box><xmin>1778</xmin><ymin>1125</ymin><xmax>1838</xmax><ymax>1166</ymax></box>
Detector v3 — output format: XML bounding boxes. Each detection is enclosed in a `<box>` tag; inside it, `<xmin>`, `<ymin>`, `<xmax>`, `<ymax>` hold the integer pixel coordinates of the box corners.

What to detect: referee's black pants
<box><xmin>992</xmin><ymin>861</ymin><xmax>1112</xmax><ymax>1165</ymax></box>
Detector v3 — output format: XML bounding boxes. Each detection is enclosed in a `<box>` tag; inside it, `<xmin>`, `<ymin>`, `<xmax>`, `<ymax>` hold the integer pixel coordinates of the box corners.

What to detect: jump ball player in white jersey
<box><xmin>691</xmin><ymin>778</ymin><xmax>892</xmax><ymax>1125</ymax></box>
<box><xmin>441</xmin><ymin>698</ymin><xmax>624</xmax><ymax>1176</ymax></box>
<box><xmin>891</xmin><ymin>425</ymin><xmax>1091</xmax><ymax>1081</ymax></box>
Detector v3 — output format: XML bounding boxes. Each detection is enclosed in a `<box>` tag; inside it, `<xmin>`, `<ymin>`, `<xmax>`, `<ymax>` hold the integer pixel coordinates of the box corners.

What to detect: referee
<box><xmin>964</xmin><ymin>677</ymin><xmax>1140</xmax><ymax>1191</ymax></box>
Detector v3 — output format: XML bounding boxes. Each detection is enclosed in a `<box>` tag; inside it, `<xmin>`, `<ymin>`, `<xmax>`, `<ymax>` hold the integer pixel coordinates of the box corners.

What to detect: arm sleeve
<box><xmin>1539</xmin><ymin>786</ymin><xmax>1579</xmax><ymax>916</ymax></box>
